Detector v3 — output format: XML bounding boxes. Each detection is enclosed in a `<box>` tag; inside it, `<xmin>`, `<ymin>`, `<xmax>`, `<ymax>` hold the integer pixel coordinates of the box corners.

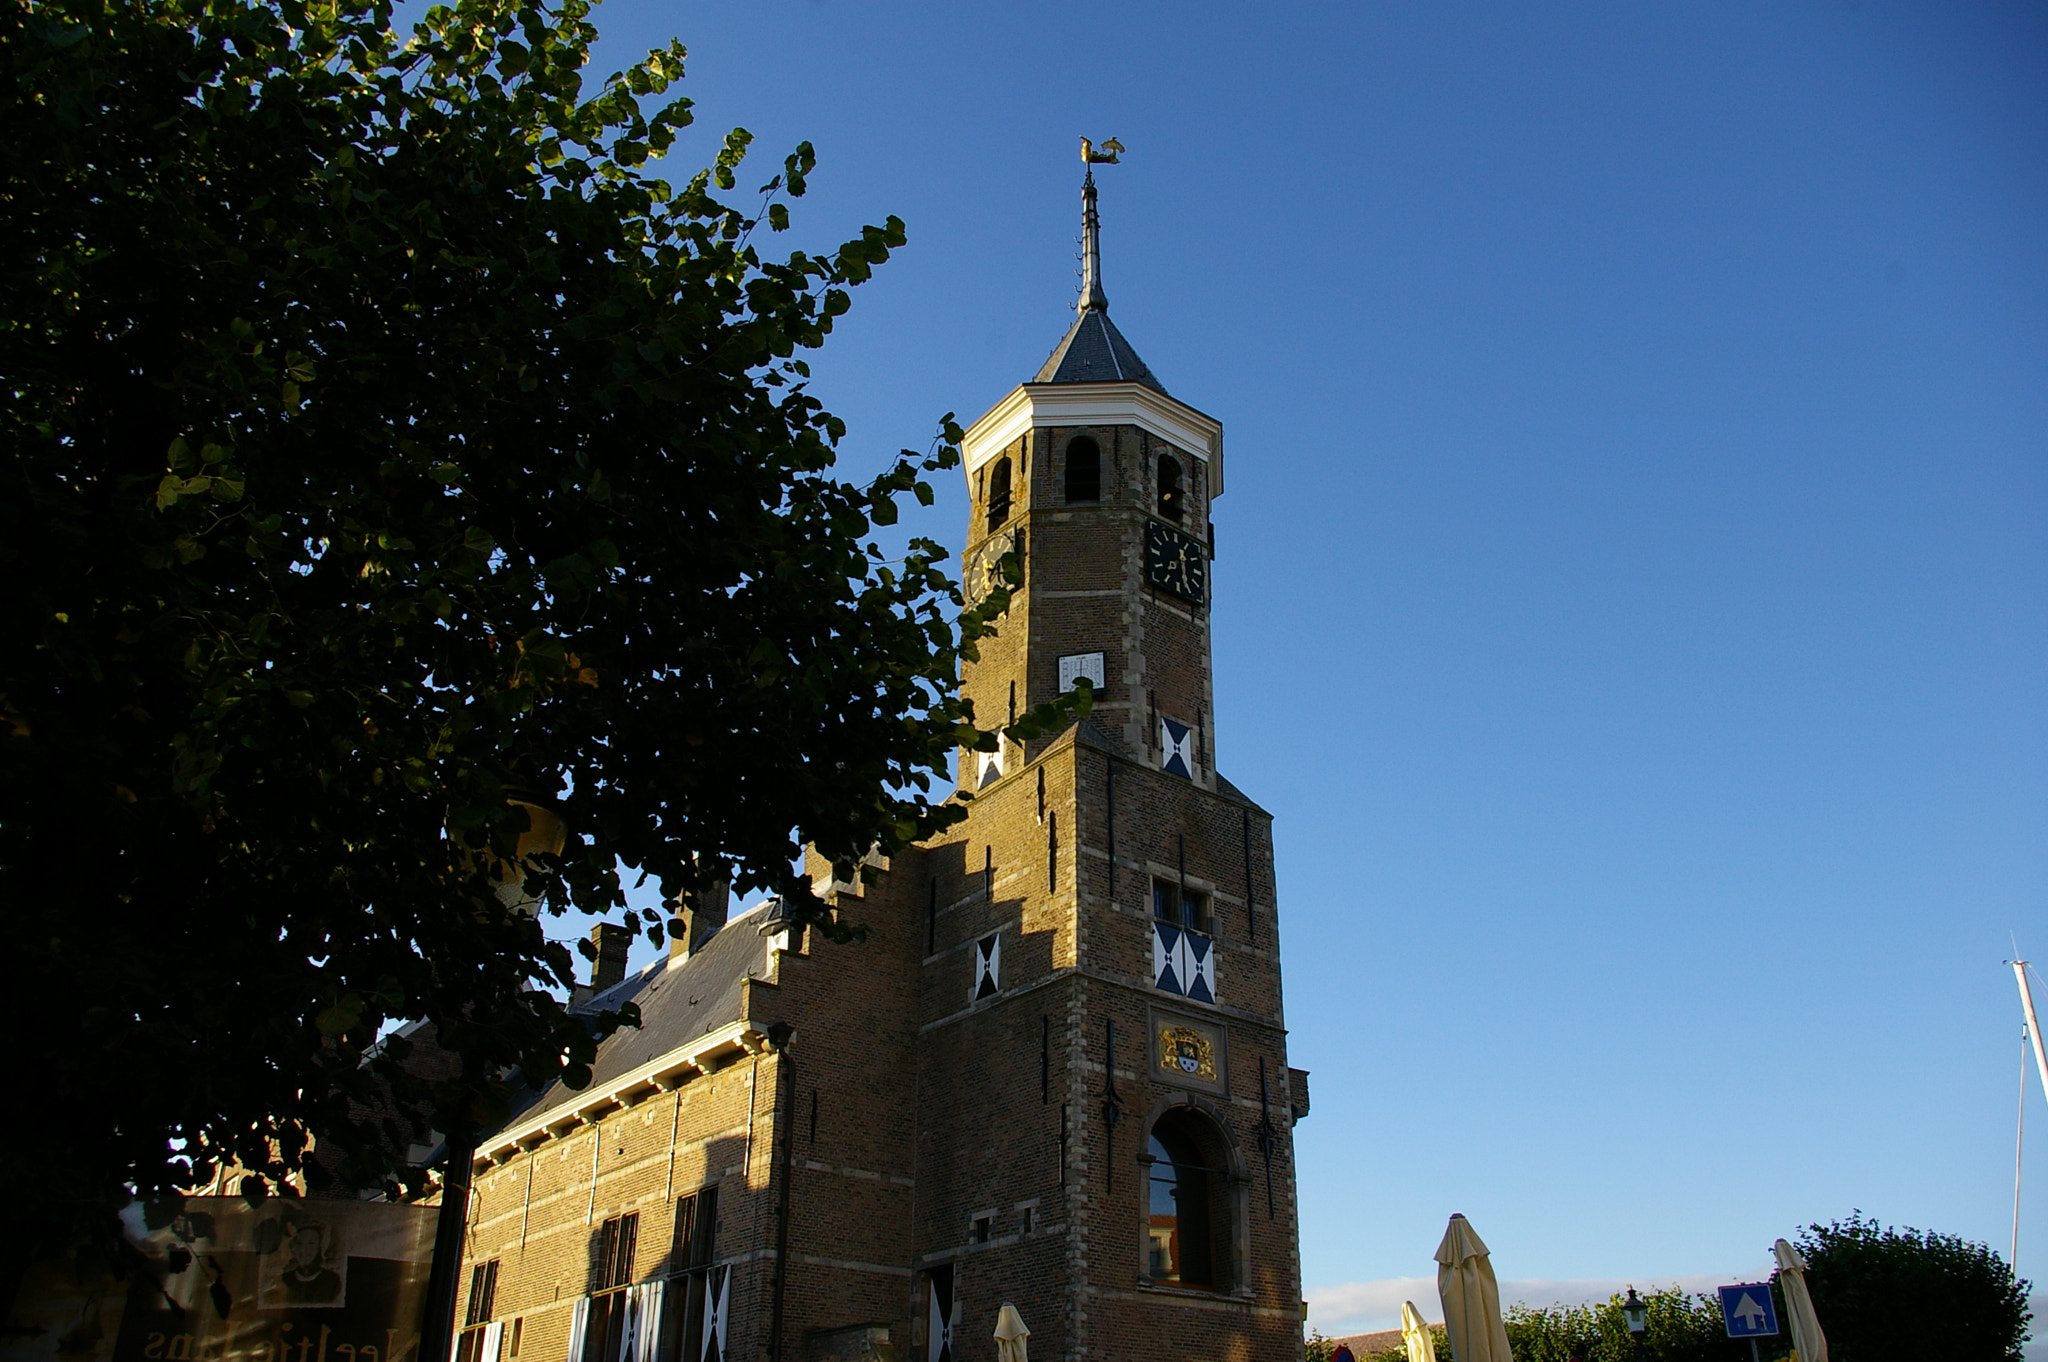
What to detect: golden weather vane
<box><xmin>1080</xmin><ymin>137</ymin><xmax>1124</xmax><ymax>165</ymax></box>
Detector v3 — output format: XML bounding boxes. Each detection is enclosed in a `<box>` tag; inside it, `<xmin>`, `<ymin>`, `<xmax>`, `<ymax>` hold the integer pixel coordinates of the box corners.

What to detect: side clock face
<box><xmin>1145</xmin><ymin>520</ymin><xmax>1207</xmax><ymax>603</ymax></box>
<box><xmin>966</xmin><ymin>530</ymin><xmax>1020</xmax><ymax>606</ymax></box>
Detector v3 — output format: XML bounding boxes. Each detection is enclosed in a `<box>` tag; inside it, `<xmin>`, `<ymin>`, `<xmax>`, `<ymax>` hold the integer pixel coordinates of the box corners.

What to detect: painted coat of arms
<box><xmin>1157</xmin><ymin>1025</ymin><xmax>1217</xmax><ymax>1082</ymax></box>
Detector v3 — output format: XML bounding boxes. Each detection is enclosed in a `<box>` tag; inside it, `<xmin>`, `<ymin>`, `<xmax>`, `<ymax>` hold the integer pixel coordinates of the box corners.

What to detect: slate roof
<box><xmin>503</xmin><ymin>900</ymin><xmax>775</xmax><ymax>1129</ymax></box>
<box><xmin>1033</xmin><ymin>309</ymin><xmax>1168</xmax><ymax>395</ymax></box>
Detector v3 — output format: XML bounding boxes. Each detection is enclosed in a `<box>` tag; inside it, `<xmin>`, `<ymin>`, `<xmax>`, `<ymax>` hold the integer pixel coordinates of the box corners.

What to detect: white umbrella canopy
<box><xmin>1401</xmin><ymin>1299</ymin><xmax>1439</xmax><ymax>1362</ymax></box>
<box><xmin>1435</xmin><ymin>1214</ymin><xmax>1513</xmax><ymax>1362</ymax></box>
<box><xmin>993</xmin><ymin>1303</ymin><xmax>1029</xmax><ymax>1362</ymax></box>
<box><xmin>1773</xmin><ymin>1239</ymin><xmax>1829</xmax><ymax>1362</ymax></box>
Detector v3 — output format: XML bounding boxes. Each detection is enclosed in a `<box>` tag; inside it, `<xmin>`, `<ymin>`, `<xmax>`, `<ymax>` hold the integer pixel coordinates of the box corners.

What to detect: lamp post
<box><xmin>1621</xmin><ymin>1287</ymin><xmax>1649</xmax><ymax>1351</ymax></box>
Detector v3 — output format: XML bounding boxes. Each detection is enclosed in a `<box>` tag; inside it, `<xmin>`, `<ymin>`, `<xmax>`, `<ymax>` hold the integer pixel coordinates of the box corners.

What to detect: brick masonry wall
<box><xmin>459</xmin><ymin>1056</ymin><xmax>767</xmax><ymax>1362</ymax></box>
<box><xmin>904</xmin><ymin>719</ymin><xmax>1302</xmax><ymax>1362</ymax></box>
<box><xmin>453</xmin><ymin>401</ymin><xmax>1305</xmax><ymax>1362</ymax></box>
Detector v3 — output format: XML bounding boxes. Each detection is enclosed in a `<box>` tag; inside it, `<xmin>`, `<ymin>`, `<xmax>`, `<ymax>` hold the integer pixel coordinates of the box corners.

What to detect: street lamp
<box><xmin>1621</xmin><ymin>1286</ymin><xmax>1649</xmax><ymax>1338</ymax></box>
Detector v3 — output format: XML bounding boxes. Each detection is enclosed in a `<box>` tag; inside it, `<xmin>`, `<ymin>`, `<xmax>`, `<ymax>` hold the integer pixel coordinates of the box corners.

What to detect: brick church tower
<box><xmin>449</xmin><ymin>161</ymin><xmax>1304</xmax><ymax>1362</ymax></box>
<box><xmin>898</xmin><ymin>160</ymin><xmax>1307</xmax><ymax>1362</ymax></box>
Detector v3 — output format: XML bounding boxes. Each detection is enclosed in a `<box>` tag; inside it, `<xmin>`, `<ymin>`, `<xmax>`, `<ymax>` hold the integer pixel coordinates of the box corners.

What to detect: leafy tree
<box><xmin>1</xmin><ymin>0</ymin><xmax>1072</xmax><ymax>1258</ymax></box>
<box><xmin>1503</xmin><ymin>1287</ymin><xmax>1758</xmax><ymax>1362</ymax></box>
<box><xmin>1797</xmin><ymin>1214</ymin><xmax>2031</xmax><ymax>1362</ymax></box>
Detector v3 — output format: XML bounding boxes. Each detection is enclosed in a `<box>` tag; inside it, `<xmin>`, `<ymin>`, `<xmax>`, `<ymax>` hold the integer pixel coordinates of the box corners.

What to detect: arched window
<box><xmin>1064</xmin><ymin>437</ymin><xmax>1101</xmax><ymax>503</ymax></box>
<box><xmin>986</xmin><ymin>456</ymin><xmax>1013</xmax><ymax>532</ymax></box>
<box><xmin>1146</xmin><ymin>1113</ymin><xmax>1225</xmax><ymax>1287</ymax></box>
<box><xmin>1156</xmin><ymin>453</ymin><xmax>1184</xmax><ymax>522</ymax></box>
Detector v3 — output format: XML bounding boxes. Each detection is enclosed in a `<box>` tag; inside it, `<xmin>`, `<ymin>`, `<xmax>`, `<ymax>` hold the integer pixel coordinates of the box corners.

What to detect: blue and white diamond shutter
<box><xmin>1151</xmin><ymin>923</ymin><xmax>1217</xmax><ymax>1005</ymax></box>
<box><xmin>702</xmin><ymin>1266</ymin><xmax>730</xmax><ymax>1362</ymax></box>
<box><xmin>1153</xmin><ymin>922</ymin><xmax>1182</xmax><ymax>994</ymax></box>
<box><xmin>928</xmin><ymin>1265</ymin><xmax>955</xmax><ymax>1362</ymax></box>
<box><xmin>1160</xmin><ymin>718</ymin><xmax>1193</xmax><ymax>778</ymax></box>
<box><xmin>974</xmin><ymin>932</ymin><xmax>1001</xmax><ymax>1000</ymax></box>
<box><xmin>1183</xmin><ymin>932</ymin><xmax>1215</xmax><ymax>1004</ymax></box>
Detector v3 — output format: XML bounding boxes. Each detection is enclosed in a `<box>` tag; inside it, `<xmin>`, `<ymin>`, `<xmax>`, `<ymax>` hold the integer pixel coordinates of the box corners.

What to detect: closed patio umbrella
<box><xmin>1401</xmin><ymin>1299</ymin><xmax>1439</xmax><ymax>1362</ymax></box>
<box><xmin>1435</xmin><ymin>1214</ymin><xmax>1512</xmax><ymax>1362</ymax></box>
<box><xmin>994</xmin><ymin>1303</ymin><xmax>1029</xmax><ymax>1362</ymax></box>
<box><xmin>1774</xmin><ymin>1238</ymin><xmax>1829</xmax><ymax>1362</ymax></box>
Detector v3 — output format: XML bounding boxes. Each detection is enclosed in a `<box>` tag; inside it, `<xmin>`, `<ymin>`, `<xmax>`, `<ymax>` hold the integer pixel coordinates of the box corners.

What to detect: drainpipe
<box><xmin>763</xmin><ymin>1022</ymin><xmax>797</xmax><ymax>1361</ymax></box>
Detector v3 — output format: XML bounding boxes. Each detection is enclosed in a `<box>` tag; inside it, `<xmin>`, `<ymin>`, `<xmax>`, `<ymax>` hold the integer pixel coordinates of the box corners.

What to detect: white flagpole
<box><xmin>2012</xmin><ymin>960</ymin><xmax>2048</xmax><ymax>1274</ymax></box>
<box><xmin>2017</xmin><ymin>1024</ymin><xmax>2030</xmax><ymax>1273</ymax></box>
<box><xmin>2015</xmin><ymin>963</ymin><xmax>2048</xmax><ymax>1104</ymax></box>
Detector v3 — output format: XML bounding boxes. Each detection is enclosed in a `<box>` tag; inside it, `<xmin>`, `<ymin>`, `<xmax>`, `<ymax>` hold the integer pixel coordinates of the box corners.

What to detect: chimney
<box><xmin>585</xmin><ymin>922</ymin><xmax>632</xmax><ymax>999</ymax></box>
<box><xmin>670</xmin><ymin>880</ymin><xmax>730</xmax><ymax>963</ymax></box>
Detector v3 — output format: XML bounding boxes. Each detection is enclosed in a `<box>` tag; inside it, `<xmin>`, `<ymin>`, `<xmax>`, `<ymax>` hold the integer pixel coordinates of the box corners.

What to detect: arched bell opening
<box><xmin>1156</xmin><ymin>452</ymin><xmax>1184</xmax><ymax>522</ymax></box>
<box><xmin>986</xmin><ymin>455</ymin><xmax>1014</xmax><ymax>532</ymax></box>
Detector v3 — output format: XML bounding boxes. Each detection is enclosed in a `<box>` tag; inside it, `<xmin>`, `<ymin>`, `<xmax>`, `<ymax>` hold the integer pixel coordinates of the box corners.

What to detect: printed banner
<box><xmin>4</xmin><ymin>1198</ymin><xmax>438</xmax><ymax>1362</ymax></box>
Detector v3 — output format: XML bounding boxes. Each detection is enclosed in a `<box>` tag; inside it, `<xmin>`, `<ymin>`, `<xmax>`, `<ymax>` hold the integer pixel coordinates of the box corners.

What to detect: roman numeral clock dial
<box><xmin>1145</xmin><ymin>520</ymin><xmax>1207</xmax><ymax>604</ymax></box>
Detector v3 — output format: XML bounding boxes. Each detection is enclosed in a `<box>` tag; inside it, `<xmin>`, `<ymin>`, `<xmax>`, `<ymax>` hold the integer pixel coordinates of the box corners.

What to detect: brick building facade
<box><xmin>450</xmin><ymin>168</ymin><xmax>1307</xmax><ymax>1362</ymax></box>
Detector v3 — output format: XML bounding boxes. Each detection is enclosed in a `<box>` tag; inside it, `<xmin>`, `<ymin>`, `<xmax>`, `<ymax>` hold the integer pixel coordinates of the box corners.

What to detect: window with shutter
<box><xmin>579</xmin><ymin>1213</ymin><xmax>641</xmax><ymax>1362</ymax></box>
<box><xmin>670</xmin><ymin>1187</ymin><xmax>721</xmax><ymax>1362</ymax></box>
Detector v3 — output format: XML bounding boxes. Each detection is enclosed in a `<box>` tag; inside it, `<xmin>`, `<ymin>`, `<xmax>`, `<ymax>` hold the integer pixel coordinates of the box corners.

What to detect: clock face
<box><xmin>965</xmin><ymin>530</ymin><xmax>1020</xmax><ymax>606</ymax></box>
<box><xmin>1145</xmin><ymin>520</ymin><xmax>1207</xmax><ymax>603</ymax></box>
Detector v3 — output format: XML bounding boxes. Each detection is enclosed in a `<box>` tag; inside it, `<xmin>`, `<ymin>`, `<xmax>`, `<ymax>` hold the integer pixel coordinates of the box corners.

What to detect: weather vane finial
<box><xmin>1075</xmin><ymin>138</ymin><xmax>1121</xmax><ymax>315</ymax></box>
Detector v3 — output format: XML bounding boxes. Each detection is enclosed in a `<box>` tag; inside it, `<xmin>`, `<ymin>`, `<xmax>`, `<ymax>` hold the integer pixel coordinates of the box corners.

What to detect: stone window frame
<box><xmin>1133</xmin><ymin>1092</ymin><xmax>1254</xmax><ymax>1300</ymax></box>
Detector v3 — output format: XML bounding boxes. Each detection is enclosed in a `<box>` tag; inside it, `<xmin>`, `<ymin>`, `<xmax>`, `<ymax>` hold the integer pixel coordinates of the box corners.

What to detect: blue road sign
<box><xmin>1718</xmin><ymin>1283</ymin><xmax>1780</xmax><ymax>1338</ymax></box>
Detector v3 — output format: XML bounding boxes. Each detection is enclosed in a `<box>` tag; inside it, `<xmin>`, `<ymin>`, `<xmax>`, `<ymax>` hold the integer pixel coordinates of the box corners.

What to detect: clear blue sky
<box><xmin>566</xmin><ymin>0</ymin><xmax>2046</xmax><ymax>1335</ymax></box>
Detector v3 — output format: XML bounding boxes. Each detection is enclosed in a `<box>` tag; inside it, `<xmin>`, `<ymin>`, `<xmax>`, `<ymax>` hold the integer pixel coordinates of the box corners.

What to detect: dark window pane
<box><xmin>616</xmin><ymin>1213</ymin><xmax>638</xmax><ymax>1287</ymax></box>
<box><xmin>581</xmin><ymin>1292</ymin><xmax>615</xmax><ymax>1362</ymax></box>
<box><xmin>694</xmin><ymin>1186</ymin><xmax>719</xmax><ymax>1267</ymax></box>
<box><xmin>592</xmin><ymin>1219</ymin><xmax>618</xmax><ymax>1292</ymax></box>
<box><xmin>672</xmin><ymin>1195</ymin><xmax>696</xmax><ymax>1276</ymax></box>
<box><xmin>1064</xmin><ymin>438</ymin><xmax>1100</xmax><ymax>503</ymax></box>
<box><xmin>1157</xmin><ymin>455</ymin><xmax>1183</xmax><ymax>522</ymax></box>
<box><xmin>986</xmin><ymin>457</ymin><xmax>1013</xmax><ymax>531</ymax></box>
<box><xmin>1145</xmin><ymin>1123</ymin><xmax>1214</xmax><ymax>1286</ymax></box>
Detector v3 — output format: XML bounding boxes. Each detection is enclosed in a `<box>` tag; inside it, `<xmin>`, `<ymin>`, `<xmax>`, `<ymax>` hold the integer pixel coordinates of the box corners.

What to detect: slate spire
<box><xmin>1034</xmin><ymin>166</ymin><xmax>1168</xmax><ymax>393</ymax></box>
<box><xmin>1079</xmin><ymin>168</ymin><xmax>1108</xmax><ymax>315</ymax></box>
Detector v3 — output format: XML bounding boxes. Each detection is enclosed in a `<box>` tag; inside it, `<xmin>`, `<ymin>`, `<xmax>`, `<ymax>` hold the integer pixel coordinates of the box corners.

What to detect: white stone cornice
<box><xmin>962</xmin><ymin>382</ymin><xmax>1225</xmax><ymax>495</ymax></box>
<box><xmin>473</xmin><ymin>1018</ymin><xmax>764</xmax><ymax>1169</ymax></box>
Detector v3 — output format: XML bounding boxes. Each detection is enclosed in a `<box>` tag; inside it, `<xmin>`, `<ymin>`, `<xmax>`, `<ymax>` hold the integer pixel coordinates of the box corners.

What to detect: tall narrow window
<box><xmin>1152</xmin><ymin>881</ymin><xmax>1216</xmax><ymax>1005</ymax></box>
<box><xmin>579</xmin><ymin>1212</ymin><xmax>639</xmax><ymax>1362</ymax></box>
<box><xmin>672</xmin><ymin>1187</ymin><xmax>720</xmax><ymax>1362</ymax></box>
<box><xmin>455</xmin><ymin>1260</ymin><xmax>501</xmax><ymax>1362</ymax></box>
<box><xmin>986</xmin><ymin>456</ymin><xmax>1013</xmax><ymax>531</ymax></box>
<box><xmin>1156</xmin><ymin>453</ymin><xmax>1184</xmax><ymax>522</ymax></box>
<box><xmin>1064</xmin><ymin>437</ymin><xmax>1101</xmax><ymax>503</ymax></box>
<box><xmin>1145</xmin><ymin>1115</ymin><xmax>1223</xmax><ymax>1287</ymax></box>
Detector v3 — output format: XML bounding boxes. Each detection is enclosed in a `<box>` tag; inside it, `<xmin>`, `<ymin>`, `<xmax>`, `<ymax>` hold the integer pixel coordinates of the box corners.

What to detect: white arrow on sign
<box><xmin>1732</xmin><ymin>1292</ymin><xmax>1767</xmax><ymax>1329</ymax></box>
